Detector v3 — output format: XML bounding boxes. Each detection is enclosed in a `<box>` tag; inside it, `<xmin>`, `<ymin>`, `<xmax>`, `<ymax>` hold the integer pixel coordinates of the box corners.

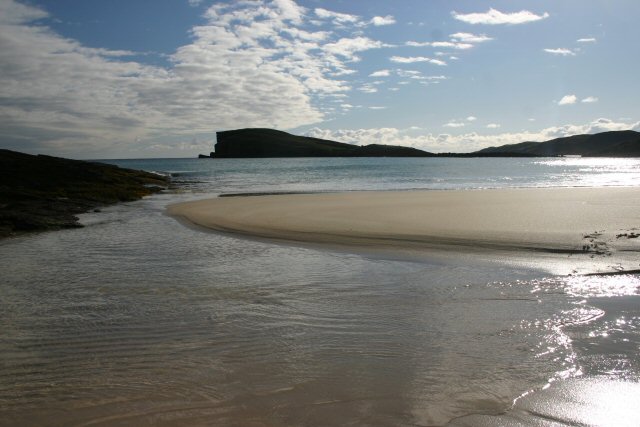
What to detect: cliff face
<box><xmin>212</xmin><ymin>128</ymin><xmax>433</xmax><ymax>157</ymax></box>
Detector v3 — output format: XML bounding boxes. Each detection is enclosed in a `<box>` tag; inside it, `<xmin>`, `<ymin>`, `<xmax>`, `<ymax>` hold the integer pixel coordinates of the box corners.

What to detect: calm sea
<box><xmin>1</xmin><ymin>157</ymin><xmax>639</xmax><ymax>426</ymax></box>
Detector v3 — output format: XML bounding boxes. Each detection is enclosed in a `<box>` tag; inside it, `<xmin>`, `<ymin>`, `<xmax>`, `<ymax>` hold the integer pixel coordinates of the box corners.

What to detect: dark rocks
<box><xmin>0</xmin><ymin>149</ymin><xmax>168</xmax><ymax>238</ymax></box>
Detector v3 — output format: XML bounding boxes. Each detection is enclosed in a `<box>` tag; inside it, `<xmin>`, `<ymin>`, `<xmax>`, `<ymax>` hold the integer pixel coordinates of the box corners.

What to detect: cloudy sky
<box><xmin>1</xmin><ymin>0</ymin><xmax>639</xmax><ymax>158</ymax></box>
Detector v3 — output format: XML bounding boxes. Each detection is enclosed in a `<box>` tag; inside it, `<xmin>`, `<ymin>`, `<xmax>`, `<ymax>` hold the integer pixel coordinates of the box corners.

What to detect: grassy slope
<box><xmin>477</xmin><ymin>131</ymin><xmax>640</xmax><ymax>156</ymax></box>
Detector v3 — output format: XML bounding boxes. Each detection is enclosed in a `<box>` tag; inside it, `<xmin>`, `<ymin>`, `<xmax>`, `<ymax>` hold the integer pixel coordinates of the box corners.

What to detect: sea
<box><xmin>1</xmin><ymin>157</ymin><xmax>639</xmax><ymax>426</ymax></box>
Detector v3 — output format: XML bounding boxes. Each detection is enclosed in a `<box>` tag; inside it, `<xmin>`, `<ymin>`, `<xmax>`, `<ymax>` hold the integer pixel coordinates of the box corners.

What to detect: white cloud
<box><xmin>450</xmin><ymin>32</ymin><xmax>493</xmax><ymax>43</ymax></box>
<box><xmin>369</xmin><ymin>106</ymin><xmax>387</xmax><ymax>110</ymax></box>
<box><xmin>391</xmin><ymin>70</ymin><xmax>449</xmax><ymax>86</ymax></box>
<box><xmin>188</xmin><ymin>0</ymin><xmax>204</xmax><ymax>7</ymax></box>
<box><xmin>452</xmin><ymin>8</ymin><xmax>549</xmax><ymax>25</ymax></box>
<box><xmin>429</xmin><ymin>59</ymin><xmax>448</xmax><ymax>66</ymax></box>
<box><xmin>359</xmin><ymin>84</ymin><xmax>378</xmax><ymax>93</ymax></box>
<box><xmin>405</xmin><ymin>41</ymin><xmax>430</xmax><ymax>47</ymax></box>
<box><xmin>558</xmin><ymin>95</ymin><xmax>577</xmax><ymax>105</ymax></box>
<box><xmin>391</xmin><ymin>56</ymin><xmax>431</xmax><ymax>63</ymax></box>
<box><xmin>395</xmin><ymin>69</ymin><xmax>420</xmax><ymax>77</ymax></box>
<box><xmin>272</xmin><ymin>0</ymin><xmax>306</xmax><ymax>24</ymax></box>
<box><xmin>432</xmin><ymin>41</ymin><xmax>473</xmax><ymax>50</ymax></box>
<box><xmin>466</xmin><ymin>116</ymin><xmax>477</xmax><ymax>122</ymax></box>
<box><xmin>406</xmin><ymin>41</ymin><xmax>473</xmax><ymax>50</ymax></box>
<box><xmin>314</xmin><ymin>7</ymin><xmax>360</xmax><ymax>25</ymax></box>
<box><xmin>390</xmin><ymin>56</ymin><xmax>447</xmax><ymax>66</ymax></box>
<box><xmin>0</xmin><ymin>0</ymin><xmax>393</xmax><ymax>157</ymax></box>
<box><xmin>577</xmin><ymin>38</ymin><xmax>596</xmax><ymax>43</ymax></box>
<box><xmin>0</xmin><ymin>0</ymin><xmax>48</xmax><ymax>24</ymax></box>
<box><xmin>444</xmin><ymin>121</ymin><xmax>466</xmax><ymax>128</ymax></box>
<box><xmin>369</xmin><ymin>69</ymin><xmax>390</xmax><ymax>77</ymax></box>
<box><xmin>282</xmin><ymin>27</ymin><xmax>329</xmax><ymax>42</ymax></box>
<box><xmin>486</xmin><ymin>123</ymin><xmax>501</xmax><ymax>129</ymax></box>
<box><xmin>315</xmin><ymin>8</ymin><xmax>395</xmax><ymax>28</ymax></box>
<box><xmin>544</xmin><ymin>48</ymin><xmax>575</xmax><ymax>56</ymax></box>
<box><xmin>324</xmin><ymin>36</ymin><xmax>385</xmax><ymax>61</ymax></box>
<box><xmin>370</xmin><ymin>15</ymin><xmax>396</xmax><ymax>26</ymax></box>
<box><xmin>581</xmin><ymin>96</ymin><xmax>599</xmax><ymax>103</ymax></box>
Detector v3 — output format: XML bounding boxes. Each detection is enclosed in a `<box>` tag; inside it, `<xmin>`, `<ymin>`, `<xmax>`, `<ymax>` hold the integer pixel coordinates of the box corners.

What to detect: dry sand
<box><xmin>168</xmin><ymin>187</ymin><xmax>640</xmax><ymax>271</ymax></box>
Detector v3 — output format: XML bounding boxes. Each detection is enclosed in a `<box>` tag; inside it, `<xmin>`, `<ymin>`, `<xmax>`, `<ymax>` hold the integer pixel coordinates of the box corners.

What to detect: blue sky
<box><xmin>1</xmin><ymin>0</ymin><xmax>639</xmax><ymax>158</ymax></box>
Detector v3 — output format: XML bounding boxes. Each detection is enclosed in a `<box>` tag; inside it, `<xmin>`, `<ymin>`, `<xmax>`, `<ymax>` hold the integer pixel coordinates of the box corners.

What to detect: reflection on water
<box><xmin>1</xmin><ymin>196</ymin><xmax>639</xmax><ymax>426</ymax></box>
<box><xmin>449</xmin><ymin>377</ymin><xmax>640</xmax><ymax>426</ymax></box>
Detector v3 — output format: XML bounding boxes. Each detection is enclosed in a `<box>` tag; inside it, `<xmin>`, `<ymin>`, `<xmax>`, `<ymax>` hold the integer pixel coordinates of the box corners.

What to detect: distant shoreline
<box><xmin>168</xmin><ymin>187</ymin><xmax>640</xmax><ymax>275</ymax></box>
<box><xmin>199</xmin><ymin>128</ymin><xmax>640</xmax><ymax>158</ymax></box>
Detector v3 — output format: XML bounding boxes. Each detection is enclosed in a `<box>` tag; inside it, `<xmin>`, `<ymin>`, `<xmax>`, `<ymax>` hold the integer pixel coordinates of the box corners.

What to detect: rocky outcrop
<box><xmin>0</xmin><ymin>149</ymin><xmax>168</xmax><ymax>237</ymax></box>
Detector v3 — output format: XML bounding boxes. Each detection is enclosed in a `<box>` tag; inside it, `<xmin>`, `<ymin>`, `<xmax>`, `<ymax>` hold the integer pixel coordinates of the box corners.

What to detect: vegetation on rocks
<box><xmin>0</xmin><ymin>149</ymin><xmax>168</xmax><ymax>238</ymax></box>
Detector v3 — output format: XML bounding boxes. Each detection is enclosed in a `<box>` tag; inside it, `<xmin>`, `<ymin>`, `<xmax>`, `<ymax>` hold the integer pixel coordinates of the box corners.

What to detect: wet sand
<box><xmin>168</xmin><ymin>187</ymin><xmax>640</xmax><ymax>272</ymax></box>
<box><xmin>166</xmin><ymin>187</ymin><xmax>640</xmax><ymax>426</ymax></box>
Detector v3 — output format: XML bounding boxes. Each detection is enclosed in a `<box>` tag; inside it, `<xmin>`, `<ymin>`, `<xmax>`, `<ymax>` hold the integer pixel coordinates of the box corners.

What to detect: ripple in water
<box><xmin>2</xmin><ymin>161</ymin><xmax>640</xmax><ymax>425</ymax></box>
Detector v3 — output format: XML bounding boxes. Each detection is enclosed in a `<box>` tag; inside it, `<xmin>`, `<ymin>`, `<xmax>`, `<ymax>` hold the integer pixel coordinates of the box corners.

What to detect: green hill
<box><xmin>201</xmin><ymin>128</ymin><xmax>640</xmax><ymax>158</ymax></box>
<box><xmin>476</xmin><ymin>130</ymin><xmax>640</xmax><ymax>157</ymax></box>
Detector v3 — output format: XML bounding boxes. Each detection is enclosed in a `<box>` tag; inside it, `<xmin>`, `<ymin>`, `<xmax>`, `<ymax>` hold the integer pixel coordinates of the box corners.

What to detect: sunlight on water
<box><xmin>531</xmin><ymin>273</ymin><xmax>640</xmax><ymax>298</ymax></box>
<box><xmin>565</xmin><ymin>274</ymin><xmax>640</xmax><ymax>297</ymax></box>
<box><xmin>106</xmin><ymin>157</ymin><xmax>640</xmax><ymax>195</ymax></box>
<box><xmin>2</xmin><ymin>158</ymin><xmax>640</xmax><ymax>426</ymax></box>
<box><xmin>535</xmin><ymin>157</ymin><xmax>640</xmax><ymax>187</ymax></box>
<box><xmin>2</xmin><ymin>202</ymin><xmax>638</xmax><ymax>426</ymax></box>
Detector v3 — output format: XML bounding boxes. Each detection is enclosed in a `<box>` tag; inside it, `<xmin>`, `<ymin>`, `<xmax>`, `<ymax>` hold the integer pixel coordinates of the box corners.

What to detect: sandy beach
<box><xmin>169</xmin><ymin>187</ymin><xmax>640</xmax><ymax>272</ymax></box>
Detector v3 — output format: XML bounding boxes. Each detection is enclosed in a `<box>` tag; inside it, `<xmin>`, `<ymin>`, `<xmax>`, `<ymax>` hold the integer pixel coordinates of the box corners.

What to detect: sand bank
<box><xmin>168</xmin><ymin>187</ymin><xmax>640</xmax><ymax>269</ymax></box>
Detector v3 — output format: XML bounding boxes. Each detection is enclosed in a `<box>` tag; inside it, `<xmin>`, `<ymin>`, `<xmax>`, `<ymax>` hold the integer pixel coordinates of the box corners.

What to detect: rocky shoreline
<box><xmin>0</xmin><ymin>149</ymin><xmax>168</xmax><ymax>238</ymax></box>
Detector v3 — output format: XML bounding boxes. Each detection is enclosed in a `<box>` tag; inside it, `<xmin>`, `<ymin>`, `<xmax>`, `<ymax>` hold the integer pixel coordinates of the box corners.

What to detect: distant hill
<box><xmin>199</xmin><ymin>128</ymin><xmax>640</xmax><ymax>158</ymax></box>
<box><xmin>476</xmin><ymin>130</ymin><xmax>640</xmax><ymax>157</ymax></box>
<box><xmin>208</xmin><ymin>128</ymin><xmax>433</xmax><ymax>158</ymax></box>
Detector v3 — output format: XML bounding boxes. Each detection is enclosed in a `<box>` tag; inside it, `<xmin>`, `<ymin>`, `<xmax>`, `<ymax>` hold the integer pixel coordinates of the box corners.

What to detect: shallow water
<box><xmin>1</xmin><ymin>158</ymin><xmax>639</xmax><ymax>426</ymax></box>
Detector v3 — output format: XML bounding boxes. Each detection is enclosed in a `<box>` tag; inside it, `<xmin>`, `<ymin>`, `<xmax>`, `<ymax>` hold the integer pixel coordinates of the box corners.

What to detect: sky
<box><xmin>1</xmin><ymin>0</ymin><xmax>639</xmax><ymax>159</ymax></box>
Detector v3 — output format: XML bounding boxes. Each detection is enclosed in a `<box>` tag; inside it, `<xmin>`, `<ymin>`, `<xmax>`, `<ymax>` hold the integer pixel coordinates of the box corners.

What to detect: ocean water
<box><xmin>107</xmin><ymin>156</ymin><xmax>640</xmax><ymax>195</ymax></box>
<box><xmin>1</xmin><ymin>157</ymin><xmax>639</xmax><ymax>426</ymax></box>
